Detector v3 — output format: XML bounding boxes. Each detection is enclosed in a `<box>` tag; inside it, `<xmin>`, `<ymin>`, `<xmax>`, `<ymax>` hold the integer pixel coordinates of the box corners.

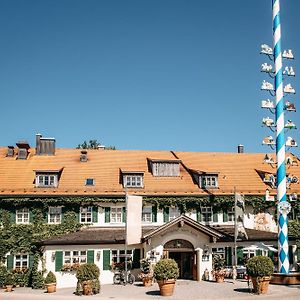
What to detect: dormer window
<box><xmin>35</xmin><ymin>170</ymin><xmax>61</xmax><ymax>188</ymax></box>
<box><xmin>148</xmin><ymin>159</ymin><xmax>181</xmax><ymax>177</ymax></box>
<box><xmin>202</xmin><ymin>175</ymin><xmax>218</xmax><ymax>188</ymax></box>
<box><xmin>124</xmin><ymin>174</ymin><xmax>143</xmax><ymax>188</ymax></box>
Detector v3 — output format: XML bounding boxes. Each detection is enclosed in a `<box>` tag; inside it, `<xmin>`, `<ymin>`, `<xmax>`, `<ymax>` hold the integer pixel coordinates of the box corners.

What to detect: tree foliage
<box><xmin>76</xmin><ymin>139</ymin><xmax>115</xmax><ymax>150</ymax></box>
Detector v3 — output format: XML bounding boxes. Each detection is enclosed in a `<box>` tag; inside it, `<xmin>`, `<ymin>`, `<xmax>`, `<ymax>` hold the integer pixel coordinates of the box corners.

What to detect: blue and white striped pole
<box><xmin>273</xmin><ymin>0</ymin><xmax>289</xmax><ymax>274</ymax></box>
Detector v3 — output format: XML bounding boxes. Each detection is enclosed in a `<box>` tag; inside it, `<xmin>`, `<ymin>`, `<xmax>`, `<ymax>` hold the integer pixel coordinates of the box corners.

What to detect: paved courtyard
<box><xmin>0</xmin><ymin>279</ymin><xmax>299</xmax><ymax>300</ymax></box>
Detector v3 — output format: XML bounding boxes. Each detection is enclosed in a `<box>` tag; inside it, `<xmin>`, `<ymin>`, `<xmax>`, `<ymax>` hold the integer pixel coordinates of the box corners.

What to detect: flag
<box><xmin>126</xmin><ymin>195</ymin><xmax>143</xmax><ymax>245</ymax></box>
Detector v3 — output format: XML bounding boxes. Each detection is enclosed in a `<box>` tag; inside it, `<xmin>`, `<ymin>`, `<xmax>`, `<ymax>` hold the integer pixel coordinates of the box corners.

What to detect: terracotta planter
<box><xmin>142</xmin><ymin>277</ymin><xmax>153</xmax><ymax>287</ymax></box>
<box><xmin>157</xmin><ymin>279</ymin><xmax>176</xmax><ymax>296</ymax></box>
<box><xmin>251</xmin><ymin>276</ymin><xmax>271</xmax><ymax>294</ymax></box>
<box><xmin>82</xmin><ymin>280</ymin><xmax>93</xmax><ymax>295</ymax></box>
<box><xmin>5</xmin><ymin>285</ymin><xmax>13</xmax><ymax>292</ymax></box>
<box><xmin>45</xmin><ymin>283</ymin><xmax>56</xmax><ymax>293</ymax></box>
<box><xmin>216</xmin><ymin>275</ymin><xmax>225</xmax><ymax>283</ymax></box>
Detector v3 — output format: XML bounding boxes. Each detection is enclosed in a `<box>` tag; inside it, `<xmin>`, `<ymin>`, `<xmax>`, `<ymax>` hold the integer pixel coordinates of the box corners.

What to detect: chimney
<box><xmin>6</xmin><ymin>146</ymin><xmax>15</xmax><ymax>157</ymax></box>
<box><xmin>80</xmin><ymin>150</ymin><xmax>88</xmax><ymax>162</ymax></box>
<box><xmin>237</xmin><ymin>144</ymin><xmax>244</xmax><ymax>153</ymax></box>
<box><xmin>16</xmin><ymin>141</ymin><xmax>30</xmax><ymax>159</ymax></box>
<box><xmin>36</xmin><ymin>133</ymin><xmax>55</xmax><ymax>155</ymax></box>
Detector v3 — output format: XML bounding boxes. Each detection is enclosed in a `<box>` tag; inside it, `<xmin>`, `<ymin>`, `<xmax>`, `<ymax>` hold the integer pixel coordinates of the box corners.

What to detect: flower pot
<box><xmin>45</xmin><ymin>283</ymin><xmax>56</xmax><ymax>293</ymax></box>
<box><xmin>216</xmin><ymin>275</ymin><xmax>225</xmax><ymax>283</ymax></box>
<box><xmin>142</xmin><ymin>277</ymin><xmax>152</xmax><ymax>287</ymax></box>
<box><xmin>5</xmin><ymin>285</ymin><xmax>13</xmax><ymax>292</ymax></box>
<box><xmin>82</xmin><ymin>280</ymin><xmax>93</xmax><ymax>295</ymax></box>
<box><xmin>157</xmin><ymin>279</ymin><xmax>176</xmax><ymax>296</ymax></box>
<box><xmin>251</xmin><ymin>276</ymin><xmax>271</xmax><ymax>294</ymax></box>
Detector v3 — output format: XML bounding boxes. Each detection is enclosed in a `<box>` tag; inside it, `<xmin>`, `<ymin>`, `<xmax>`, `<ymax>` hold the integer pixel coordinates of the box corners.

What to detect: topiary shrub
<box><xmin>44</xmin><ymin>271</ymin><xmax>56</xmax><ymax>284</ymax></box>
<box><xmin>0</xmin><ymin>266</ymin><xmax>7</xmax><ymax>287</ymax></box>
<box><xmin>5</xmin><ymin>272</ymin><xmax>15</xmax><ymax>286</ymax></box>
<box><xmin>76</xmin><ymin>263</ymin><xmax>100</xmax><ymax>282</ymax></box>
<box><xmin>75</xmin><ymin>263</ymin><xmax>100</xmax><ymax>296</ymax></box>
<box><xmin>246</xmin><ymin>256</ymin><xmax>274</xmax><ymax>278</ymax></box>
<box><xmin>154</xmin><ymin>258</ymin><xmax>179</xmax><ymax>281</ymax></box>
<box><xmin>31</xmin><ymin>271</ymin><xmax>45</xmax><ymax>289</ymax></box>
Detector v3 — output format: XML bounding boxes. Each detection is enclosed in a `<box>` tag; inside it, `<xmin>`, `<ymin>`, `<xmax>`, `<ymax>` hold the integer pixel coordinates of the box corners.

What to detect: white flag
<box><xmin>126</xmin><ymin>195</ymin><xmax>143</xmax><ymax>245</ymax></box>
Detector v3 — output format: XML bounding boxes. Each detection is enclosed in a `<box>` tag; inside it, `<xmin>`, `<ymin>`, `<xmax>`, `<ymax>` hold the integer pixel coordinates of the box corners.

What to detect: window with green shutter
<box><xmin>196</xmin><ymin>208</ymin><xmax>202</xmax><ymax>222</ymax></box>
<box><xmin>104</xmin><ymin>207</ymin><xmax>111</xmax><ymax>223</ymax></box>
<box><xmin>163</xmin><ymin>207</ymin><xmax>169</xmax><ymax>223</ymax></box>
<box><xmin>237</xmin><ymin>247</ymin><xmax>244</xmax><ymax>265</ymax></box>
<box><xmin>151</xmin><ymin>206</ymin><xmax>157</xmax><ymax>223</ymax></box>
<box><xmin>6</xmin><ymin>255</ymin><xmax>14</xmax><ymax>271</ymax></box>
<box><xmin>87</xmin><ymin>250</ymin><xmax>94</xmax><ymax>264</ymax></box>
<box><xmin>213</xmin><ymin>209</ymin><xmax>218</xmax><ymax>222</ymax></box>
<box><xmin>225</xmin><ymin>247</ymin><xmax>232</xmax><ymax>266</ymax></box>
<box><xmin>92</xmin><ymin>207</ymin><xmax>98</xmax><ymax>223</ymax></box>
<box><xmin>55</xmin><ymin>251</ymin><xmax>63</xmax><ymax>272</ymax></box>
<box><xmin>122</xmin><ymin>207</ymin><xmax>126</xmax><ymax>222</ymax></box>
<box><xmin>103</xmin><ymin>250</ymin><xmax>111</xmax><ymax>270</ymax></box>
<box><xmin>223</xmin><ymin>210</ymin><xmax>228</xmax><ymax>222</ymax></box>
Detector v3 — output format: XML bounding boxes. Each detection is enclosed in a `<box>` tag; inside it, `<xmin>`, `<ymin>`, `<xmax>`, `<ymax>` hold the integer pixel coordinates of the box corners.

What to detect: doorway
<box><xmin>169</xmin><ymin>251</ymin><xmax>194</xmax><ymax>279</ymax></box>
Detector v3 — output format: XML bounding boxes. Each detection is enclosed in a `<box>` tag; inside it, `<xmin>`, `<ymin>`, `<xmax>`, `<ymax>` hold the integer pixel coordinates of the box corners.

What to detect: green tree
<box><xmin>76</xmin><ymin>140</ymin><xmax>115</xmax><ymax>150</ymax></box>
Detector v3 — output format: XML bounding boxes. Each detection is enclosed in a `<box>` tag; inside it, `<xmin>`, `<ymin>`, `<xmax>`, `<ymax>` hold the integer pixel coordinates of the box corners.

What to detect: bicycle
<box><xmin>113</xmin><ymin>269</ymin><xmax>135</xmax><ymax>285</ymax></box>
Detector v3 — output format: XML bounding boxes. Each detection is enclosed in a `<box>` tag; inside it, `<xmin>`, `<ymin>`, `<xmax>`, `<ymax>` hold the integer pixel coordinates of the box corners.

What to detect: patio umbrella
<box><xmin>242</xmin><ymin>242</ymin><xmax>278</xmax><ymax>252</ymax></box>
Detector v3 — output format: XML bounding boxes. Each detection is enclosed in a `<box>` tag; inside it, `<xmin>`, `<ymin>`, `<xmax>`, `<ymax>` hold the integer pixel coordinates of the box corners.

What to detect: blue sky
<box><xmin>0</xmin><ymin>0</ymin><xmax>299</xmax><ymax>156</ymax></box>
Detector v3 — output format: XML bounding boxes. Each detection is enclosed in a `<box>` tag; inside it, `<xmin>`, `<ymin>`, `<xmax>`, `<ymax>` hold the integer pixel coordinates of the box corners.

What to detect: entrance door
<box><xmin>169</xmin><ymin>251</ymin><xmax>194</xmax><ymax>279</ymax></box>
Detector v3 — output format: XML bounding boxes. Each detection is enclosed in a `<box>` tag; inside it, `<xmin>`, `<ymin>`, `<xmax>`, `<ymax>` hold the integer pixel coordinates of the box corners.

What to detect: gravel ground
<box><xmin>0</xmin><ymin>279</ymin><xmax>299</xmax><ymax>300</ymax></box>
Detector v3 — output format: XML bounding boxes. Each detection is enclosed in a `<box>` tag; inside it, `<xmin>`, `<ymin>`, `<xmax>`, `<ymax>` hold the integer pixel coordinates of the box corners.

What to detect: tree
<box><xmin>76</xmin><ymin>140</ymin><xmax>115</xmax><ymax>150</ymax></box>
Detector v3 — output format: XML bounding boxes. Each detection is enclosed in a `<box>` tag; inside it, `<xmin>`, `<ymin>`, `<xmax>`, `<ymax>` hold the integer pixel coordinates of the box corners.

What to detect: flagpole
<box><xmin>234</xmin><ymin>187</ymin><xmax>237</xmax><ymax>267</ymax></box>
<box><xmin>124</xmin><ymin>187</ymin><xmax>128</xmax><ymax>284</ymax></box>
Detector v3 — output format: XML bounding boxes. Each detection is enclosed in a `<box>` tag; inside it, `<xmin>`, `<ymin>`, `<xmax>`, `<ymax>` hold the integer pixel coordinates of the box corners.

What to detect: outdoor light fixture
<box><xmin>96</xmin><ymin>251</ymin><xmax>101</xmax><ymax>261</ymax></box>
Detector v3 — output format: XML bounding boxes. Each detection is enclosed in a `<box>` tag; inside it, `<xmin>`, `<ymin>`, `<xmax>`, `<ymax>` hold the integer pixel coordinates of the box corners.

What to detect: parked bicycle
<box><xmin>113</xmin><ymin>269</ymin><xmax>135</xmax><ymax>285</ymax></box>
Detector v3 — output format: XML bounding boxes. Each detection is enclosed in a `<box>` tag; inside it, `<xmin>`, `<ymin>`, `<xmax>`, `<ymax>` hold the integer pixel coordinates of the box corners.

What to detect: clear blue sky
<box><xmin>0</xmin><ymin>0</ymin><xmax>299</xmax><ymax>156</ymax></box>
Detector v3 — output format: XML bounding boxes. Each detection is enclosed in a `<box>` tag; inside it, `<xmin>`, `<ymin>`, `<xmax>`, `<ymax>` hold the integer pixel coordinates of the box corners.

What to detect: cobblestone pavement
<box><xmin>0</xmin><ymin>279</ymin><xmax>299</xmax><ymax>300</ymax></box>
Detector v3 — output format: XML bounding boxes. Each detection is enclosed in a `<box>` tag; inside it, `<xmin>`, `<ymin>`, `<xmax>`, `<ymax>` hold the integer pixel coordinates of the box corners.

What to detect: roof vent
<box><xmin>16</xmin><ymin>141</ymin><xmax>30</xmax><ymax>159</ymax></box>
<box><xmin>6</xmin><ymin>146</ymin><xmax>15</xmax><ymax>157</ymax></box>
<box><xmin>237</xmin><ymin>144</ymin><xmax>244</xmax><ymax>153</ymax></box>
<box><xmin>36</xmin><ymin>133</ymin><xmax>55</xmax><ymax>155</ymax></box>
<box><xmin>98</xmin><ymin>145</ymin><xmax>105</xmax><ymax>150</ymax></box>
<box><xmin>80</xmin><ymin>150</ymin><xmax>88</xmax><ymax>162</ymax></box>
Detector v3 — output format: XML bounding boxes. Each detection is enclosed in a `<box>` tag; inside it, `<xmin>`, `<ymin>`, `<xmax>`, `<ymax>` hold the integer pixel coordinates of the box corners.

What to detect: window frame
<box><xmin>14</xmin><ymin>254</ymin><xmax>29</xmax><ymax>270</ymax></box>
<box><xmin>152</xmin><ymin>162</ymin><xmax>180</xmax><ymax>177</ymax></box>
<box><xmin>16</xmin><ymin>208</ymin><xmax>30</xmax><ymax>224</ymax></box>
<box><xmin>142</xmin><ymin>206</ymin><xmax>152</xmax><ymax>223</ymax></box>
<box><xmin>85</xmin><ymin>178</ymin><xmax>94</xmax><ymax>186</ymax></box>
<box><xmin>35</xmin><ymin>173</ymin><xmax>58</xmax><ymax>188</ymax></box>
<box><xmin>48</xmin><ymin>206</ymin><xmax>62</xmax><ymax>224</ymax></box>
<box><xmin>63</xmin><ymin>250</ymin><xmax>87</xmax><ymax>264</ymax></box>
<box><xmin>201</xmin><ymin>175</ymin><xmax>218</xmax><ymax>189</ymax></box>
<box><xmin>111</xmin><ymin>249</ymin><xmax>133</xmax><ymax>264</ymax></box>
<box><xmin>123</xmin><ymin>174</ymin><xmax>143</xmax><ymax>188</ymax></box>
<box><xmin>80</xmin><ymin>206</ymin><xmax>93</xmax><ymax>224</ymax></box>
<box><xmin>110</xmin><ymin>207</ymin><xmax>123</xmax><ymax>223</ymax></box>
<box><xmin>169</xmin><ymin>207</ymin><xmax>180</xmax><ymax>220</ymax></box>
<box><xmin>227</xmin><ymin>207</ymin><xmax>235</xmax><ymax>222</ymax></box>
<box><xmin>201</xmin><ymin>206</ymin><xmax>213</xmax><ymax>222</ymax></box>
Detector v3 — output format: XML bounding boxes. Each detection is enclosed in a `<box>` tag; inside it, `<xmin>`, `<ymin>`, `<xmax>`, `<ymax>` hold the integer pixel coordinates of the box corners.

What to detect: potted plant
<box><xmin>76</xmin><ymin>263</ymin><xmax>100</xmax><ymax>296</ymax></box>
<box><xmin>211</xmin><ymin>254</ymin><xmax>226</xmax><ymax>283</ymax></box>
<box><xmin>44</xmin><ymin>271</ymin><xmax>57</xmax><ymax>293</ymax></box>
<box><xmin>5</xmin><ymin>272</ymin><xmax>14</xmax><ymax>292</ymax></box>
<box><xmin>246</xmin><ymin>256</ymin><xmax>274</xmax><ymax>294</ymax></box>
<box><xmin>138</xmin><ymin>258</ymin><xmax>153</xmax><ymax>287</ymax></box>
<box><xmin>153</xmin><ymin>258</ymin><xmax>179</xmax><ymax>296</ymax></box>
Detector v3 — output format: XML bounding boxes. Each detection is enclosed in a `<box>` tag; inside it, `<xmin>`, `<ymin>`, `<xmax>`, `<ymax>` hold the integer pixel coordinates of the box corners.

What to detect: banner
<box><xmin>126</xmin><ymin>195</ymin><xmax>143</xmax><ymax>245</ymax></box>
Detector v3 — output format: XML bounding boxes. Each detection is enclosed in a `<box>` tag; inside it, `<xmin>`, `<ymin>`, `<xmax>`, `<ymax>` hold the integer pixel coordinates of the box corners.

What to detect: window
<box><xmin>142</xmin><ymin>207</ymin><xmax>152</xmax><ymax>223</ymax></box>
<box><xmin>227</xmin><ymin>207</ymin><xmax>235</xmax><ymax>222</ymax></box>
<box><xmin>152</xmin><ymin>162</ymin><xmax>180</xmax><ymax>177</ymax></box>
<box><xmin>14</xmin><ymin>254</ymin><xmax>28</xmax><ymax>270</ymax></box>
<box><xmin>201</xmin><ymin>207</ymin><xmax>212</xmax><ymax>222</ymax></box>
<box><xmin>80</xmin><ymin>206</ymin><xmax>92</xmax><ymax>223</ymax></box>
<box><xmin>64</xmin><ymin>251</ymin><xmax>87</xmax><ymax>264</ymax></box>
<box><xmin>201</xmin><ymin>175</ymin><xmax>218</xmax><ymax>188</ymax></box>
<box><xmin>16</xmin><ymin>208</ymin><xmax>30</xmax><ymax>224</ymax></box>
<box><xmin>85</xmin><ymin>178</ymin><xmax>94</xmax><ymax>186</ymax></box>
<box><xmin>169</xmin><ymin>207</ymin><xmax>180</xmax><ymax>220</ymax></box>
<box><xmin>111</xmin><ymin>207</ymin><xmax>123</xmax><ymax>223</ymax></box>
<box><xmin>111</xmin><ymin>250</ymin><xmax>133</xmax><ymax>264</ymax></box>
<box><xmin>48</xmin><ymin>207</ymin><xmax>62</xmax><ymax>224</ymax></box>
<box><xmin>123</xmin><ymin>174</ymin><xmax>143</xmax><ymax>188</ymax></box>
<box><xmin>212</xmin><ymin>247</ymin><xmax>225</xmax><ymax>259</ymax></box>
<box><xmin>36</xmin><ymin>174</ymin><xmax>58</xmax><ymax>188</ymax></box>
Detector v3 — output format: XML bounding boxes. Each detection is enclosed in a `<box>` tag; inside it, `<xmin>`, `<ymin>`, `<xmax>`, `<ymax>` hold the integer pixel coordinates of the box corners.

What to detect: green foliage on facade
<box><xmin>289</xmin><ymin>220</ymin><xmax>300</xmax><ymax>248</ymax></box>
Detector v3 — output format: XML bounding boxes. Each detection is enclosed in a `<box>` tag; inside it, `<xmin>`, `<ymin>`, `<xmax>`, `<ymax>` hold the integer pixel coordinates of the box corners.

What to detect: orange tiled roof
<box><xmin>0</xmin><ymin>147</ymin><xmax>299</xmax><ymax>196</ymax></box>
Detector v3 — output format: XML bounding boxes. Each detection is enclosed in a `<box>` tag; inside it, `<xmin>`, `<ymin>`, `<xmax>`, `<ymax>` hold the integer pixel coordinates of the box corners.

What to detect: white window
<box><xmin>111</xmin><ymin>207</ymin><xmax>123</xmax><ymax>223</ymax></box>
<box><xmin>124</xmin><ymin>174</ymin><xmax>143</xmax><ymax>188</ymax></box>
<box><xmin>48</xmin><ymin>207</ymin><xmax>62</xmax><ymax>224</ymax></box>
<box><xmin>201</xmin><ymin>206</ymin><xmax>212</xmax><ymax>222</ymax></box>
<box><xmin>169</xmin><ymin>207</ymin><xmax>180</xmax><ymax>220</ymax></box>
<box><xmin>142</xmin><ymin>207</ymin><xmax>152</xmax><ymax>223</ymax></box>
<box><xmin>111</xmin><ymin>250</ymin><xmax>133</xmax><ymax>264</ymax></box>
<box><xmin>64</xmin><ymin>250</ymin><xmax>87</xmax><ymax>264</ymax></box>
<box><xmin>212</xmin><ymin>247</ymin><xmax>225</xmax><ymax>259</ymax></box>
<box><xmin>152</xmin><ymin>162</ymin><xmax>180</xmax><ymax>177</ymax></box>
<box><xmin>201</xmin><ymin>175</ymin><xmax>218</xmax><ymax>188</ymax></box>
<box><xmin>228</xmin><ymin>207</ymin><xmax>235</xmax><ymax>222</ymax></box>
<box><xmin>16</xmin><ymin>208</ymin><xmax>30</xmax><ymax>224</ymax></box>
<box><xmin>14</xmin><ymin>254</ymin><xmax>28</xmax><ymax>270</ymax></box>
<box><xmin>80</xmin><ymin>206</ymin><xmax>92</xmax><ymax>223</ymax></box>
<box><xmin>36</xmin><ymin>174</ymin><xmax>58</xmax><ymax>187</ymax></box>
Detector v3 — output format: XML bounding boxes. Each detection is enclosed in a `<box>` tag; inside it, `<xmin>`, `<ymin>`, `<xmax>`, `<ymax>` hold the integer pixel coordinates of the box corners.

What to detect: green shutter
<box><xmin>87</xmin><ymin>250</ymin><xmax>94</xmax><ymax>263</ymax></box>
<box><xmin>223</xmin><ymin>210</ymin><xmax>228</xmax><ymax>222</ymax></box>
<box><xmin>76</xmin><ymin>208</ymin><xmax>80</xmax><ymax>222</ymax></box>
<box><xmin>29</xmin><ymin>209</ymin><xmax>33</xmax><ymax>223</ymax></box>
<box><xmin>29</xmin><ymin>254</ymin><xmax>34</xmax><ymax>269</ymax></box>
<box><xmin>163</xmin><ymin>207</ymin><xmax>169</xmax><ymax>223</ymax></box>
<box><xmin>152</xmin><ymin>206</ymin><xmax>157</xmax><ymax>223</ymax></box>
<box><xmin>237</xmin><ymin>247</ymin><xmax>244</xmax><ymax>265</ymax></box>
<box><xmin>225</xmin><ymin>247</ymin><xmax>232</xmax><ymax>266</ymax></box>
<box><xmin>92</xmin><ymin>207</ymin><xmax>98</xmax><ymax>223</ymax></box>
<box><xmin>213</xmin><ymin>209</ymin><xmax>218</xmax><ymax>222</ymax></box>
<box><xmin>10</xmin><ymin>209</ymin><xmax>16</xmax><ymax>224</ymax></box>
<box><xmin>297</xmin><ymin>246</ymin><xmax>300</xmax><ymax>263</ymax></box>
<box><xmin>103</xmin><ymin>250</ymin><xmax>111</xmax><ymax>270</ymax></box>
<box><xmin>256</xmin><ymin>250</ymin><xmax>262</xmax><ymax>256</ymax></box>
<box><xmin>55</xmin><ymin>251</ymin><xmax>63</xmax><ymax>272</ymax></box>
<box><xmin>197</xmin><ymin>208</ymin><xmax>202</xmax><ymax>222</ymax></box>
<box><xmin>122</xmin><ymin>207</ymin><xmax>126</xmax><ymax>223</ymax></box>
<box><xmin>132</xmin><ymin>249</ymin><xmax>141</xmax><ymax>269</ymax></box>
<box><xmin>105</xmin><ymin>207</ymin><xmax>111</xmax><ymax>223</ymax></box>
<box><xmin>268</xmin><ymin>251</ymin><xmax>275</xmax><ymax>261</ymax></box>
<box><xmin>61</xmin><ymin>206</ymin><xmax>67</xmax><ymax>222</ymax></box>
<box><xmin>7</xmin><ymin>255</ymin><xmax>13</xmax><ymax>271</ymax></box>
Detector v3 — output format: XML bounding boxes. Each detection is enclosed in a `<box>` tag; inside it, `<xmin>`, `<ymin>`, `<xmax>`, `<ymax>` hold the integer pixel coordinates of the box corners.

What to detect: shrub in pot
<box><xmin>5</xmin><ymin>272</ymin><xmax>14</xmax><ymax>292</ymax></box>
<box><xmin>154</xmin><ymin>258</ymin><xmax>179</xmax><ymax>296</ymax></box>
<box><xmin>246</xmin><ymin>256</ymin><xmax>274</xmax><ymax>294</ymax></box>
<box><xmin>44</xmin><ymin>271</ymin><xmax>57</xmax><ymax>293</ymax></box>
<box><xmin>75</xmin><ymin>263</ymin><xmax>100</xmax><ymax>296</ymax></box>
<box><xmin>138</xmin><ymin>258</ymin><xmax>153</xmax><ymax>286</ymax></box>
<box><xmin>211</xmin><ymin>254</ymin><xmax>226</xmax><ymax>283</ymax></box>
